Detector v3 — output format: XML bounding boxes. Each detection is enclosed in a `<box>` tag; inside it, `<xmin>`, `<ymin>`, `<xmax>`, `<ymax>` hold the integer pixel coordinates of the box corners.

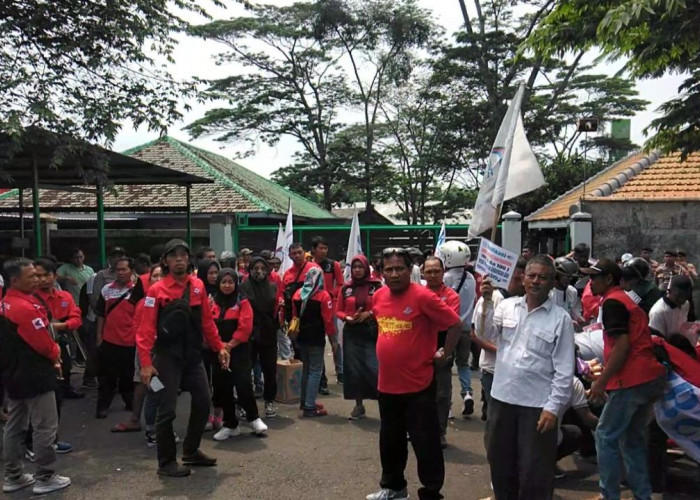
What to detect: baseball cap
<box><xmin>579</xmin><ymin>258</ymin><xmax>622</xmax><ymax>281</ymax></box>
<box><xmin>163</xmin><ymin>239</ymin><xmax>190</xmax><ymax>256</ymax></box>
<box><xmin>109</xmin><ymin>246</ymin><xmax>127</xmax><ymax>257</ymax></box>
<box><xmin>664</xmin><ymin>249</ymin><xmax>678</xmax><ymax>257</ymax></box>
<box><xmin>240</xmin><ymin>248</ymin><xmax>253</xmax><ymax>256</ymax></box>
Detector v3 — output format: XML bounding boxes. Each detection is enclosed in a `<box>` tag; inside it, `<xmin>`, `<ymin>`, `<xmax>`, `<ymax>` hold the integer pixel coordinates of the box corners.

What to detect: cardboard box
<box><xmin>275</xmin><ymin>359</ymin><xmax>303</xmax><ymax>404</ymax></box>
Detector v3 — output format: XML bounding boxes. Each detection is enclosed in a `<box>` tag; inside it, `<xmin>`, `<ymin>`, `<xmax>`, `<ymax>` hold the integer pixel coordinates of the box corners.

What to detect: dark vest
<box><xmin>294</xmin><ymin>298</ymin><xmax>326</xmax><ymax>347</ymax></box>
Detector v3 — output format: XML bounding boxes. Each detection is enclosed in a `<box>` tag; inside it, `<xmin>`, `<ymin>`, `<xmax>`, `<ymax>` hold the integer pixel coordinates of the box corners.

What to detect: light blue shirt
<box><xmin>491</xmin><ymin>296</ymin><xmax>575</xmax><ymax>416</ymax></box>
<box><xmin>444</xmin><ymin>268</ymin><xmax>476</xmax><ymax>332</ymax></box>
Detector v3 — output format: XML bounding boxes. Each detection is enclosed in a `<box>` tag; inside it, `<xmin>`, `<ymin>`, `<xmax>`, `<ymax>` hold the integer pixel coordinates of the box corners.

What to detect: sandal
<box><xmin>111</xmin><ymin>422</ymin><xmax>142</xmax><ymax>433</ymax></box>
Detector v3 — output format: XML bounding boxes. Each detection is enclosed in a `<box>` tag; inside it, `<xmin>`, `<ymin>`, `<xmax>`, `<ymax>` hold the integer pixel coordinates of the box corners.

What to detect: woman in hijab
<box><xmin>336</xmin><ymin>255</ymin><xmax>382</xmax><ymax>420</ymax></box>
<box><xmin>196</xmin><ymin>259</ymin><xmax>222</xmax><ymax>429</ymax></box>
<box><xmin>210</xmin><ymin>268</ymin><xmax>268</xmax><ymax>439</ymax></box>
<box><xmin>239</xmin><ymin>256</ymin><xmax>280</xmax><ymax>418</ymax></box>
<box><xmin>291</xmin><ymin>267</ymin><xmax>337</xmax><ymax>417</ymax></box>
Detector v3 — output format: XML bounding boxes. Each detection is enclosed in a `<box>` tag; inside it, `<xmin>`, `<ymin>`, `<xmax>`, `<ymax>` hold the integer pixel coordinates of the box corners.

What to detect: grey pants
<box><xmin>434</xmin><ymin>358</ymin><xmax>454</xmax><ymax>436</ymax></box>
<box><xmin>3</xmin><ymin>391</ymin><xmax>58</xmax><ymax>481</ymax></box>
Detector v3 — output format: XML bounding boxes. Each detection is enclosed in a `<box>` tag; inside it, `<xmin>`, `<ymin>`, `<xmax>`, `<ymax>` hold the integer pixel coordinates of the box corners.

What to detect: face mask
<box><xmin>252</xmin><ymin>269</ymin><xmax>267</xmax><ymax>281</ymax></box>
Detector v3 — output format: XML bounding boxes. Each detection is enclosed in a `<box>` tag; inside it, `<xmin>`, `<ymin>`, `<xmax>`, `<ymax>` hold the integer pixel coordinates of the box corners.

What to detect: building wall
<box><xmin>589</xmin><ymin>200</ymin><xmax>700</xmax><ymax>263</ymax></box>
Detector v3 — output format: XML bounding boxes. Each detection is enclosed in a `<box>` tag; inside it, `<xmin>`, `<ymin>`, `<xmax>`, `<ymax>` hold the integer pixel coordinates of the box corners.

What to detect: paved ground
<box><xmin>1</xmin><ymin>352</ymin><xmax>698</xmax><ymax>499</ymax></box>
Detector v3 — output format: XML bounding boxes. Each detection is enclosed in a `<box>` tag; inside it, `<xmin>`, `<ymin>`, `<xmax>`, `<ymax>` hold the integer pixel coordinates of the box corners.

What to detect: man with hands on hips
<box><xmin>485</xmin><ymin>255</ymin><xmax>575</xmax><ymax>500</ymax></box>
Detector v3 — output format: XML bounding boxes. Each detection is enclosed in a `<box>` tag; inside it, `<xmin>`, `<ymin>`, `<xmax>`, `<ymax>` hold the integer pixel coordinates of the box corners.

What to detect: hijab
<box><xmin>213</xmin><ymin>268</ymin><xmax>240</xmax><ymax>312</ymax></box>
<box><xmin>299</xmin><ymin>266</ymin><xmax>324</xmax><ymax>316</ymax></box>
<box><xmin>347</xmin><ymin>255</ymin><xmax>379</xmax><ymax>310</ymax></box>
<box><xmin>197</xmin><ymin>259</ymin><xmax>220</xmax><ymax>297</ymax></box>
<box><xmin>239</xmin><ymin>256</ymin><xmax>276</xmax><ymax>314</ymax></box>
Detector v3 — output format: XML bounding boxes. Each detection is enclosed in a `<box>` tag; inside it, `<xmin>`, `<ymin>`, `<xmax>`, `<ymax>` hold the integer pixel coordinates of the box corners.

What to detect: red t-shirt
<box><xmin>34</xmin><ymin>288</ymin><xmax>82</xmax><ymax>331</ymax></box>
<box><xmin>96</xmin><ymin>281</ymin><xmax>135</xmax><ymax>346</ymax></box>
<box><xmin>582</xmin><ymin>280</ymin><xmax>601</xmax><ymax>322</ymax></box>
<box><xmin>371</xmin><ymin>283</ymin><xmax>461</xmax><ymax>394</ymax></box>
<box><xmin>0</xmin><ymin>289</ymin><xmax>60</xmax><ymax>361</ymax></box>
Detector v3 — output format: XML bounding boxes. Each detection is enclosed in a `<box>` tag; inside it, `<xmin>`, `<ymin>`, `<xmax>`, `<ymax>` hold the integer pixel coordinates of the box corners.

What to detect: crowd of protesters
<box><xmin>0</xmin><ymin>236</ymin><xmax>698</xmax><ymax>499</ymax></box>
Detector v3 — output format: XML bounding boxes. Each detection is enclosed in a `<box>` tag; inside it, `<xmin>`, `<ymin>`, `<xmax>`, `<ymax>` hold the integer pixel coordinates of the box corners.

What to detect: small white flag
<box><xmin>434</xmin><ymin>222</ymin><xmax>446</xmax><ymax>260</ymax></box>
<box><xmin>275</xmin><ymin>223</ymin><xmax>285</xmax><ymax>263</ymax></box>
<box><xmin>344</xmin><ymin>208</ymin><xmax>363</xmax><ymax>281</ymax></box>
<box><xmin>280</xmin><ymin>200</ymin><xmax>294</xmax><ymax>275</ymax></box>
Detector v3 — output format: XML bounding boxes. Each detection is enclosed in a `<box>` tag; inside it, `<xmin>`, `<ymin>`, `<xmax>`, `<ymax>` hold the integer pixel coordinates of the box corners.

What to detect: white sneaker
<box><xmin>247</xmin><ymin>417</ymin><xmax>268</xmax><ymax>435</ymax></box>
<box><xmin>213</xmin><ymin>426</ymin><xmax>241</xmax><ymax>441</ymax></box>
<box><xmin>366</xmin><ymin>488</ymin><xmax>409</xmax><ymax>500</ymax></box>
<box><xmin>32</xmin><ymin>474</ymin><xmax>71</xmax><ymax>494</ymax></box>
<box><xmin>3</xmin><ymin>473</ymin><xmax>35</xmax><ymax>493</ymax></box>
<box><xmin>448</xmin><ymin>409</ymin><xmax>455</xmax><ymax>420</ymax></box>
<box><xmin>462</xmin><ymin>393</ymin><xmax>474</xmax><ymax>417</ymax></box>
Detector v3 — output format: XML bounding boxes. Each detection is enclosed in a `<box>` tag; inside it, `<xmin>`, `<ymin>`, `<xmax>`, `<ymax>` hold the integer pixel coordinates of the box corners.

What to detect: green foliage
<box><xmin>527</xmin><ymin>0</ymin><xmax>700</xmax><ymax>158</ymax></box>
<box><xmin>1</xmin><ymin>0</ymin><xmax>226</xmax><ymax>149</ymax></box>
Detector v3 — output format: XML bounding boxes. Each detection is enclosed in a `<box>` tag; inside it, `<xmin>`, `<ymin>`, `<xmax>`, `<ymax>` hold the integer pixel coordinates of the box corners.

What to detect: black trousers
<box><xmin>557</xmin><ymin>424</ymin><xmax>582</xmax><ymax>460</ymax></box>
<box><xmin>97</xmin><ymin>341</ymin><xmax>135</xmax><ymax>412</ymax></box>
<box><xmin>153</xmin><ymin>353</ymin><xmax>210</xmax><ymax>468</ymax></box>
<box><xmin>80</xmin><ymin>319</ymin><xmax>98</xmax><ymax>381</ymax></box>
<box><xmin>59</xmin><ymin>340</ymin><xmax>72</xmax><ymax>391</ymax></box>
<box><xmin>486</xmin><ymin>398</ymin><xmax>558</xmax><ymax>500</ymax></box>
<box><xmin>212</xmin><ymin>343</ymin><xmax>259</xmax><ymax>428</ymax></box>
<box><xmin>378</xmin><ymin>382</ymin><xmax>444</xmax><ymax>500</ymax></box>
<box><xmin>249</xmin><ymin>340</ymin><xmax>277</xmax><ymax>402</ymax></box>
<box><xmin>648</xmin><ymin>419</ymin><xmax>668</xmax><ymax>493</ymax></box>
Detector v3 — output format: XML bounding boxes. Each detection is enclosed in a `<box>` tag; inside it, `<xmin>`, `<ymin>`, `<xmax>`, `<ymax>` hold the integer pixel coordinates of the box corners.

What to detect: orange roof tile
<box><xmin>525</xmin><ymin>151</ymin><xmax>654</xmax><ymax>222</ymax></box>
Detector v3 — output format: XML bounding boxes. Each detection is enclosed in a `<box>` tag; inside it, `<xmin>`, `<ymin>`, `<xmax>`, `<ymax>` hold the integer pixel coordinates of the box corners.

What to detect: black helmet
<box><xmin>622</xmin><ymin>257</ymin><xmax>650</xmax><ymax>280</ymax></box>
<box><xmin>554</xmin><ymin>256</ymin><xmax>579</xmax><ymax>277</ymax></box>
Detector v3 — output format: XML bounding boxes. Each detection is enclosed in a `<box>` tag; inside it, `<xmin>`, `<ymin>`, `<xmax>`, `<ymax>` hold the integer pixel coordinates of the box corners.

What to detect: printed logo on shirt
<box><xmin>0</xmin><ymin>302</ymin><xmax>9</xmax><ymax>310</ymax></box>
<box><xmin>32</xmin><ymin>317</ymin><xmax>45</xmax><ymax>330</ymax></box>
<box><xmin>376</xmin><ymin>316</ymin><xmax>412</xmax><ymax>337</ymax></box>
<box><xmin>441</xmin><ymin>297</ymin><xmax>447</xmax><ymax>302</ymax></box>
<box><xmin>194</xmin><ymin>288</ymin><xmax>200</xmax><ymax>295</ymax></box>
<box><xmin>403</xmin><ymin>307</ymin><xmax>413</xmax><ymax>315</ymax></box>
<box><xmin>327</xmin><ymin>300</ymin><xmax>333</xmax><ymax>309</ymax></box>
<box><xmin>344</xmin><ymin>287</ymin><xmax>353</xmax><ymax>298</ymax></box>
<box><xmin>144</xmin><ymin>297</ymin><xmax>156</xmax><ymax>308</ymax></box>
<box><xmin>61</xmin><ymin>301</ymin><xmax>68</xmax><ymax>308</ymax></box>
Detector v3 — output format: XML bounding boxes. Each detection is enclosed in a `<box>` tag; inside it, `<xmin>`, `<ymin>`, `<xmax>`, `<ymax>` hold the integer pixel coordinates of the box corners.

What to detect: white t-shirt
<box><xmin>649</xmin><ymin>297</ymin><xmax>691</xmax><ymax>341</ymax></box>
<box><xmin>472</xmin><ymin>290</ymin><xmax>505</xmax><ymax>374</ymax></box>
<box><xmin>558</xmin><ymin>377</ymin><xmax>588</xmax><ymax>445</ymax></box>
<box><xmin>549</xmin><ymin>286</ymin><xmax>582</xmax><ymax>321</ymax></box>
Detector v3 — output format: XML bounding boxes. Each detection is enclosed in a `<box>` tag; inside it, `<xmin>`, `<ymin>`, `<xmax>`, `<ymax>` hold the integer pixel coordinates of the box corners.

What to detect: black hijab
<box><xmin>197</xmin><ymin>259</ymin><xmax>220</xmax><ymax>297</ymax></box>
<box><xmin>240</xmin><ymin>256</ymin><xmax>276</xmax><ymax>322</ymax></box>
<box><xmin>213</xmin><ymin>268</ymin><xmax>240</xmax><ymax>313</ymax></box>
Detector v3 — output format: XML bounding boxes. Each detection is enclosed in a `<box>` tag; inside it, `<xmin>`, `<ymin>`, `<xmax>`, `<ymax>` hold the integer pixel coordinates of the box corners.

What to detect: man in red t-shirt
<box><xmin>423</xmin><ymin>257</ymin><xmax>460</xmax><ymax>449</ymax></box>
<box><xmin>582</xmin><ymin>259</ymin><xmax>666</xmax><ymax>500</ymax></box>
<box><xmin>367</xmin><ymin>249</ymin><xmax>461</xmax><ymax>500</ymax></box>
<box><xmin>95</xmin><ymin>256</ymin><xmax>136</xmax><ymax>419</ymax></box>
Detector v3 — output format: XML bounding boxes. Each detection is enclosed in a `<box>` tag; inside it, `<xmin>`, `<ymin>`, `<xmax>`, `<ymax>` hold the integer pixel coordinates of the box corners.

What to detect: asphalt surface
<box><xmin>1</xmin><ymin>352</ymin><xmax>698</xmax><ymax>499</ymax></box>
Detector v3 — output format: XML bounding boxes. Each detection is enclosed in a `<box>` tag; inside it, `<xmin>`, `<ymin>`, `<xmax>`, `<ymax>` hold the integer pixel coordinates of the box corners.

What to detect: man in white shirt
<box><xmin>486</xmin><ymin>255</ymin><xmax>575</xmax><ymax>500</ymax></box>
<box><xmin>648</xmin><ymin>275</ymin><xmax>693</xmax><ymax>342</ymax></box>
<box><xmin>550</xmin><ymin>257</ymin><xmax>583</xmax><ymax>327</ymax></box>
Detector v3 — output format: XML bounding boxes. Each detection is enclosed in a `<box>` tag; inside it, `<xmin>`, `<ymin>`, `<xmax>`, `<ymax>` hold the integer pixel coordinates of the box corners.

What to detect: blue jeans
<box><xmin>596</xmin><ymin>377</ymin><xmax>665</xmax><ymax>500</ymax></box>
<box><xmin>299</xmin><ymin>344</ymin><xmax>325</xmax><ymax>410</ymax></box>
<box><xmin>455</xmin><ymin>332</ymin><xmax>472</xmax><ymax>396</ymax></box>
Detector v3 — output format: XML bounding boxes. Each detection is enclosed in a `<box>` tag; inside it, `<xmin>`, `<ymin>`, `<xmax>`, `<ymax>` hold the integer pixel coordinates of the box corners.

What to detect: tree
<box><xmin>187</xmin><ymin>2</ymin><xmax>352</xmax><ymax>211</ymax></box>
<box><xmin>527</xmin><ymin>0</ymin><xmax>700</xmax><ymax>158</ymax></box>
<box><xmin>1</xmin><ymin>0</ymin><xmax>222</xmax><ymax>151</ymax></box>
<box><xmin>309</xmin><ymin>0</ymin><xmax>436</xmax><ymax>210</ymax></box>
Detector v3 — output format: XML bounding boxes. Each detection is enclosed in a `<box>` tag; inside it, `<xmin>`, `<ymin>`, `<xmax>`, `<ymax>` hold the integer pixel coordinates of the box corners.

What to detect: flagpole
<box><xmin>490</xmin><ymin>203</ymin><xmax>503</xmax><ymax>242</ymax></box>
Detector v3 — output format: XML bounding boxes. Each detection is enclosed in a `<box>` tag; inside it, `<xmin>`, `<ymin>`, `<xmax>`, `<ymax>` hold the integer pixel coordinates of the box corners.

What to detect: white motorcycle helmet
<box><xmin>439</xmin><ymin>240</ymin><xmax>471</xmax><ymax>269</ymax></box>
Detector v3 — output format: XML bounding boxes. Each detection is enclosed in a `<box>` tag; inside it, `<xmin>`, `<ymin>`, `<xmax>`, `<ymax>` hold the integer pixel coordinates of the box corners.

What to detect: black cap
<box><xmin>677</xmin><ymin>249</ymin><xmax>687</xmax><ymax>257</ymax></box>
<box><xmin>669</xmin><ymin>275</ymin><xmax>693</xmax><ymax>296</ymax></box>
<box><xmin>642</xmin><ymin>246</ymin><xmax>653</xmax><ymax>253</ymax></box>
<box><xmin>579</xmin><ymin>258</ymin><xmax>622</xmax><ymax>281</ymax></box>
<box><xmin>163</xmin><ymin>239</ymin><xmax>190</xmax><ymax>256</ymax></box>
<box><xmin>259</xmin><ymin>250</ymin><xmax>274</xmax><ymax>260</ymax></box>
<box><xmin>109</xmin><ymin>246</ymin><xmax>127</xmax><ymax>257</ymax></box>
<box><xmin>664</xmin><ymin>249</ymin><xmax>678</xmax><ymax>257</ymax></box>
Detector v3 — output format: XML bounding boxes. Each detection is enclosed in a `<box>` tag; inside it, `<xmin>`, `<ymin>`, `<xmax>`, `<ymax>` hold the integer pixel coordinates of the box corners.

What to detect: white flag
<box><xmin>434</xmin><ymin>222</ymin><xmax>446</xmax><ymax>260</ymax></box>
<box><xmin>280</xmin><ymin>200</ymin><xmax>294</xmax><ymax>274</ymax></box>
<box><xmin>468</xmin><ymin>83</ymin><xmax>545</xmax><ymax>239</ymax></box>
<box><xmin>274</xmin><ymin>223</ymin><xmax>285</xmax><ymax>262</ymax></box>
<box><xmin>344</xmin><ymin>209</ymin><xmax>363</xmax><ymax>281</ymax></box>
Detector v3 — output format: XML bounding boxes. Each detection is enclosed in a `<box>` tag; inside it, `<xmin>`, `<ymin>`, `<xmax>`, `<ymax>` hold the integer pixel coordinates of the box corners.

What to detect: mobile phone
<box><xmin>150</xmin><ymin>376</ymin><xmax>165</xmax><ymax>393</ymax></box>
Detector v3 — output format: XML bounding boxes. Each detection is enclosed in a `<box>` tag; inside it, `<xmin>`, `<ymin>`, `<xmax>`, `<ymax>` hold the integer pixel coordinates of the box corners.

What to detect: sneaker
<box><xmin>181</xmin><ymin>450</ymin><xmax>217</xmax><ymax>467</ymax></box>
<box><xmin>440</xmin><ymin>433</ymin><xmax>447</xmax><ymax>449</ymax></box>
<box><xmin>554</xmin><ymin>466</ymin><xmax>565</xmax><ymax>479</ymax></box>
<box><xmin>62</xmin><ymin>388</ymin><xmax>85</xmax><ymax>399</ymax></box>
<box><xmin>157</xmin><ymin>464</ymin><xmax>191</xmax><ymax>477</ymax></box>
<box><xmin>145</xmin><ymin>431</ymin><xmax>157</xmax><ymax>447</ymax></box>
<box><xmin>448</xmin><ymin>409</ymin><xmax>455</xmax><ymax>420</ymax></box>
<box><xmin>247</xmin><ymin>418</ymin><xmax>268</xmax><ymax>435</ymax></box>
<box><xmin>366</xmin><ymin>488</ymin><xmax>409</xmax><ymax>500</ymax></box>
<box><xmin>54</xmin><ymin>441</ymin><xmax>74</xmax><ymax>454</ymax></box>
<box><xmin>32</xmin><ymin>474</ymin><xmax>71</xmax><ymax>494</ymax></box>
<box><xmin>3</xmin><ymin>473</ymin><xmax>35</xmax><ymax>493</ymax></box>
<box><xmin>264</xmin><ymin>401</ymin><xmax>277</xmax><ymax>418</ymax></box>
<box><xmin>349</xmin><ymin>404</ymin><xmax>366</xmax><ymax>420</ymax></box>
<box><xmin>73</xmin><ymin>359</ymin><xmax>86</xmax><ymax>369</ymax></box>
<box><xmin>303</xmin><ymin>407</ymin><xmax>328</xmax><ymax>418</ymax></box>
<box><xmin>462</xmin><ymin>393</ymin><xmax>474</xmax><ymax>417</ymax></box>
<box><xmin>204</xmin><ymin>414</ymin><xmax>214</xmax><ymax>431</ymax></box>
<box><xmin>213</xmin><ymin>415</ymin><xmax>223</xmax><ymax>431</ymax></box>
<box><xmin>337</xmin><ymin>373</ymin><xmax>344</xmax><ymax>384</ymax></box>
<box><xmin>319</xmin><ymin>385</ymin><xmax>330</xmax><ymax>395</ymax></box>
<box><xmin>213</xmin><ymin>426</ymin><xmax>241</xmax><ymax>441</ymax></box>
<box><xmin>82</xmin><ymin>378</ymin><xmax>97</xmax><ymax>389</ymax></box>
<box><xmin>25</xmin><ymin>449</ymin><xmax>35</xmax><ymax>462</ymax></box>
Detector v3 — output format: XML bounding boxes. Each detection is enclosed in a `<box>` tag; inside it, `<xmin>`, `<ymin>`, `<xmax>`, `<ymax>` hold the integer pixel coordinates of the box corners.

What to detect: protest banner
<box><xmin>474</xmin><ymin>238</ymin><xmax>518</xmax><ymax>289</ymax></box>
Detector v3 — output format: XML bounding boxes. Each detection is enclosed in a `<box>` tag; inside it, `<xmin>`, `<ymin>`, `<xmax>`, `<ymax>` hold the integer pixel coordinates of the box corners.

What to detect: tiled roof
<box><xmin>525</xmin><ymin>151</ymin><xmax>658</xmax><ymax>222</ymax></box>
<box><xmin>593</xmin><ymin>152</ymin><xmax>700</xmax><ymax>201</ymax></box>
<box><xmin>0</xmin><ymin>137</ymin><xmax>334</xmax><ymax>219</ymax></box>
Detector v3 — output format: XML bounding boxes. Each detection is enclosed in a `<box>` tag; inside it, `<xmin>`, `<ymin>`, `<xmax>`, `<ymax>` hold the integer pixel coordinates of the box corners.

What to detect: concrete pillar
<box><xmin>501</xmin><ymin>211</ymin><xmax>522</xmax><ymax>255</ymax></box>
<box><xmin>209</xmin><ymin>215</ymin><xmax>234</xmax><ymax>256</ymax></box>
<box><xmin>570</xmin><ymin>212</ymin><xmax>592</xmax><ymax>250</ymax></box>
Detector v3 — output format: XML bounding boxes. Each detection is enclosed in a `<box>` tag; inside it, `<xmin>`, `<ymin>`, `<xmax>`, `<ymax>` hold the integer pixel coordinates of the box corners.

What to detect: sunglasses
<box><xmin>382</xmin><ymin>247</ymin><xmax>409</xmax><ymax>256</ymax></box>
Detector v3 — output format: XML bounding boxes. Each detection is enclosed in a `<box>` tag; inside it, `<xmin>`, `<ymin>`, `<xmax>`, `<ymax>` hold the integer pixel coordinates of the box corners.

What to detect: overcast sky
<box><xmin>113</xmin><ymin>0</ymin><xmax>685</xmax><ymax>178</ymax></box>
